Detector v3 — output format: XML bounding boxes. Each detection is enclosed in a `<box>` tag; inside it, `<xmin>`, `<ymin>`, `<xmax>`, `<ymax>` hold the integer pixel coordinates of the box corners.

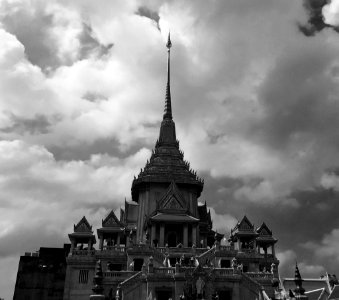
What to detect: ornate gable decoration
<box><xmin>158</xmin><ymin>181</ymin><xmax>186</xmax><ymax>211</ymax></box>
<box><xmin>74</xmin><ymin>216</ymin><xmax>92</xmax><ymax>233</ymax></box>
<box><xmin>102</xmin><ymin>210</ymin><xmax>124</xmax><ymax>228</ymax></box>
<box><xmin>236</xmin><ymin>216</ymin><xmax>254</xmax><ymax>232</ymax></box>
<box><xmin>256</xmin><ymin>222</ymin><xmax>272</xmax><ymax>236</ymax></box>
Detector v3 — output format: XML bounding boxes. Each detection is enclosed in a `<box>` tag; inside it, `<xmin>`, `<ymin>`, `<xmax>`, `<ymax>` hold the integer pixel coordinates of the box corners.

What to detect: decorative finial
<box><xmin>164</xmin><ymin>31</ymin><xmax>172</xmax><ymax>120</ymax></box>
<box><xmin>166</xmin><ymin>32</ymin><xmax>172</xmax><ymax>50</ymax></box>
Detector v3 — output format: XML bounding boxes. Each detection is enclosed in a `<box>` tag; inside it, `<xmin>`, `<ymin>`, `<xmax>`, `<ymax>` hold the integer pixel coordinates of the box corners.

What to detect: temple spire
<box><xmin>164</xmin><ymin>32</ymin><xmax>172</xmax><ymax>120</ymax></box>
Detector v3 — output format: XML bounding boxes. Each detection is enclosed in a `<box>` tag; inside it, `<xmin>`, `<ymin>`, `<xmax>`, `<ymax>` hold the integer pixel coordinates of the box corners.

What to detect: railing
<box><xmin>246</xmin><ymin>272</ymin><xmax>273</xmax><ymax>280</ymax></box>
<box><xmin>71</xmin><ymin>249</ymin><xmax>95</xmax><ymax>256</ymax></box>
<box><xmin>213</xmin><ymin>268</ymin><xmax>238</xmax><ymax>276</ymax></box>
<box><xmin>103</xmin><ymin>271</ymin><xmax>136</xmax><ymax>278</ymax></box>
<box><xmin>242</xmin><ymin>273</ymin><xmax>264</xmax><ymax>296</ymax></box>
<box><xmin>118</xmin><ymin>271</ymin><xmax>143</xmax><ymax>295</ymax></box>
<box><xmin>219</xmin><ymin>245</ymin><xmax>233</xmax><ymax>251</ymax></box>
<box><xmin>153</xmin><ymin>267</ymin><xmax>175</xmax><ymax>275</ymax></box>
<box><xmin>197</xmin><ymin>247</ymin><xmax>215</xmax><ymax>265</ymax></box>
<box><xmin>156</xmin><ymin>247</ymin><xmax>206</xmax><ymax>255</ymax></box>
<box><xmin>152</xmin><ymin>248</ymin><xmax>166</xmax><ymax>264</ymax></box>
<box><xmin>102</xmin><ymin>246</ymin><xmax>126</xmax><ymax>252</ymax></box>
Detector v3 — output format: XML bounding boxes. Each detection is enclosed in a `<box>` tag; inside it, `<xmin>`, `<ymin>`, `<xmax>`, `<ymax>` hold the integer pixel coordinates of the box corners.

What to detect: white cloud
<box><xmin>323</xmin><ymin>0</ymin><xmax>339</xmax><ymax>26</ymax></box>
<box><xmin>208</xmin><ymin>207</ymin><xmax>237</xmax><ymax>233</ymax></box>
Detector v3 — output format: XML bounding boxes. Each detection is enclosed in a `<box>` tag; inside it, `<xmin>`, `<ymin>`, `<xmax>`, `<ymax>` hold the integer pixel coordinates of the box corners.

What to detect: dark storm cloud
<box><xmin>298</xmin><ymin>0</ymin><xmax>339</xmax><ymax>36</ymax></box>
<box><xmin>201</xmin><ymin>170</ymin><xmax>339</xmax><ymax>275</ymax></box>
<box><xmin>254</xmin><ymin>42</ymin><xmax>339</xmax><ymax>150</ymax></box>
<box><xmin>1</xmin><ymin>7</ymin><xmax>58</xmax><ymax>70</ymax></box>
<box><xmin>0</xmin><ymin>114</ymin><xmax>53</xmax><ymax>135</ymax></box>
<box><xmin>0</xmin><ymin>3</ymin><xmax>113</xmax><ymax>71</ymax></box>
<box><xmin>136</xmin><ymin>6</ymin><xmax>160</xmax><ymax>29</ymax></box>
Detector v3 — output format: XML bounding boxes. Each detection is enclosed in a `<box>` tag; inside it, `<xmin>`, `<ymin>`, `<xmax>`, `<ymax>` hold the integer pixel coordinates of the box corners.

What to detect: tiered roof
<box><xmin>131</xmin><ymin>34</ymin><xmax>203</xmax><ymax>201</ymax></box>
<box><xmin>69</xmin><ymin>216</ymin><xmax>96</xmax><ymax>242</ymax></box>
<box><xmin>231</xmin><ymin>216</ymin><xmax>258</xmax><ymax>238</ymax></box>
<box><xmin>256</xmin><ymin>222</ymin><xmax>277</xmax><ymax>244</ymax></box>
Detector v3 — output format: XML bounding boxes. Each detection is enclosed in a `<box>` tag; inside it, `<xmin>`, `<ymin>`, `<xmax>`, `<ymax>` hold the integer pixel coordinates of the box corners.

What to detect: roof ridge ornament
<box><xmin>164</xmin><ymin>32</ymin><xmax>172</xmax><ymax>120</ymax></box>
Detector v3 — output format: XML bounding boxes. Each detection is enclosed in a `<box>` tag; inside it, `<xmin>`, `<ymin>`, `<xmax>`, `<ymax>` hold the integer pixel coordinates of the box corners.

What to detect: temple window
<box><xmin>78</xmin><ymin>269</ymin><xmax>89</xmax><ymax>284</ymax></box>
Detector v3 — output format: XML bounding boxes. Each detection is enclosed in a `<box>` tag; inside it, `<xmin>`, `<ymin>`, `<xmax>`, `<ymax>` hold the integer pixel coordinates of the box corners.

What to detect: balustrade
<box><xmin>103</xmin><ymin>271</ymin><xmax>136</xmax><ymax>278</ymax></box>
<box><xmin>153</xmin><ymin>267</ymin><xmax>175</xmax><ymax>275</ymax></box>
<box><xmin>71</xmin><ymin>249</ymin><xmax>95</xmax><ymax>256</ymax></box>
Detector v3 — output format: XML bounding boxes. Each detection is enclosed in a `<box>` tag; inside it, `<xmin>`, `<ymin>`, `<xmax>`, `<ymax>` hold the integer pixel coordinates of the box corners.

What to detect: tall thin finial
<box><xmin>164</xmin><ymin>32</ymin><xmax>172</xmax><ymax>120</ymax></box>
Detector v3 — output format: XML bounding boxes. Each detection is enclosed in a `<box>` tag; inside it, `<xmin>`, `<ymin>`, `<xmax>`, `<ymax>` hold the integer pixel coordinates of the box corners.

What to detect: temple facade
<box><xmin>14</xmin><ymin>36</ymin><xmax>287</xmax><ymax>300</ymax></box>
<box><xmin>61</xmin><ymin>35</ymin><xmax>280</xmax><ymax>300</ymax></box>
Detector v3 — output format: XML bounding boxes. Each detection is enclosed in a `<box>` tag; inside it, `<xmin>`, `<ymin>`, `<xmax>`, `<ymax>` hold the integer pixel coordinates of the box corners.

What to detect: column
<box><xmin>160</xmin><ymin>223</ymin><xmax>165</xmax><ymax>247</ymax></box>
<box><xmin>88</xmin><ymin>240</ymin><xmax>92</xmax><ymax>255</ymax></box>
<box><xmin>151</xmin><ymin>224</ymin><xmax>156</xmax><ymax>246</ymax></box>
<box><xmin>70</xmin><ymin>240</ymin><xmax>75</xmax><ymax>254</ymax></box>
<box><xmin>183</xmin><ymin>224</ymin><xmax>188</xmax><ymax>247</ymax></box>
<box><xmin>192</xmin><ymin>225</ymin><xmax>197</xmax><ymax>246</ymax></box>
<box><xmin>99</xmin><ymin>237</ymin><xmax>104</xmax><ymax>250</ymax></box>
<box><xmin>117</xmin><ymin>234</ymin><xmax>120</xmax><ymax>246</ymax></box>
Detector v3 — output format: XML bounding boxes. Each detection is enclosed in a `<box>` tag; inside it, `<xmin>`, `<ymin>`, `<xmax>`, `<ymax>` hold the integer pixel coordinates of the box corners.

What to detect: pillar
<box><xmin>88</xmin><ymin>240</ymin><xmax>92</xmax><ymax>255</ymax></box>
<box><xmin>160</xmin><ymin>224</ymin><xmax>165</xmax><ymax>247</ymax></box>
<box><xmin>117</xmin><ymin>234</ymin><xmax>120</xmax><ymax>246</ymax></box>
<box><xmin>151</xmin><ymin>224</ymin><xmax>156</xmax><ymax>246</ymax></box>
<box><xmin>70</xmin><ymin>240</ymin><xmax>75</xmax><ymax>253</ymax></box>
<box><xmin>99</xmin><ymin>237</ymin><xmax>104</xmax><ymax>251</ymax></box>
<box><xmin>183</xmin><ymin>225</ymin><xmax>188</xmax><ymax>247</ymax></box>
<box><xmin>192</xmin><ymin>225</ymin><xmax>197</xmax><ymax>246</ymax></box>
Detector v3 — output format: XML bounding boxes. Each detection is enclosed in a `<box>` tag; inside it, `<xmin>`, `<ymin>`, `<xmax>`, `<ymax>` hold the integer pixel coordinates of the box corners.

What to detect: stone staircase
<box><xmin>116</xmin><ymin>271</ymin><xmax>143</xmax><ymax>299</ymax></box>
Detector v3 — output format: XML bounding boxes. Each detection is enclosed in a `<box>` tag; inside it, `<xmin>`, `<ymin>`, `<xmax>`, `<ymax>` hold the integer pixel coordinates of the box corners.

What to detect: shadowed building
<box><xmin>13</xmin><ymin>245</ymin><xmax>70</xmax><ymax>300</ymax></box>
<box><xmin>15</xmin><ymin>36</ymin><xmax>283</xmax><ymax>300</ymax></box>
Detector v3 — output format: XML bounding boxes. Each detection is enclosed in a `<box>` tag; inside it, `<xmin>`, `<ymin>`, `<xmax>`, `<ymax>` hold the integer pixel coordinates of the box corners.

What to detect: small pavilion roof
<box><xmin>256</xmin><ymin>222</ymin><xmax>277</xmax><ymax>244</ymax></box>
<box><xmin>73</xmin><ymin>216</ymin><xmax>93</xmax><ymax>233</ymax></box>
<box><xmin>231</xmin><ymin>216</ymin><xmax>258</xmax><ymax>237</ymax></box>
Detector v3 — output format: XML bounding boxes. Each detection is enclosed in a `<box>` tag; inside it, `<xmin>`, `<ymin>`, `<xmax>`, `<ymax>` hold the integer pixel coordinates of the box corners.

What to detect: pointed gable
<box><xmin>231</xmin><ymin>215</ymin><xmax>258</xmax><ymax>238</ymax></box>
<box><xmin>102</xmin><ymin>210</ymin><xmax>124</xmax><ymax>228</ymax></box>
<box><xmin>256</xmin><ymin>222</ymin><xmax>277</xmax><ymax>244</ymax></box>
<box><xmin>237</xmin><ymin>216</ymin><xmax>254</xmax><ymax>232</ymax></box>
<box><xmin>74</xmin><ymin>216</ymin><xmax>92</xmax><ymax>233</ymax></box>
<box><xmin>256</xmin><ymin>222</ymin><xmax>272</xmax><ymax>236</ymax></box>
<box><xmin>158</xmin><ymin>181</ymin><xmax>186</xmax><ymax>211</ymax></box>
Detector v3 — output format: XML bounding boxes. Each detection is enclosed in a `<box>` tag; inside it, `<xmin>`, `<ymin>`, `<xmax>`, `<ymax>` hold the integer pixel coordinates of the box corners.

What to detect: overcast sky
<box><xmin>2</xmin><ymin>0</ymin><xmax>339</xmax><ymax>298</ymax></box>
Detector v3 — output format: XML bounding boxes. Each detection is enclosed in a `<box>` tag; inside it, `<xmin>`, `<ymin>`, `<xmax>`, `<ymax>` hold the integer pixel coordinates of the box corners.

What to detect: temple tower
<box><xmin>131</xmin><ymin>34</ymin><xmax>204</xmax><ymax>247</ymax></box>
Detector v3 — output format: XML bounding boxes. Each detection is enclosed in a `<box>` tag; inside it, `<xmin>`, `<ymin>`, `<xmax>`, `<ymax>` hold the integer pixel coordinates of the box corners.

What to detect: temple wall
<box><xmin>63</xmin><ymin>261</ymin><xmax>95</xmax><ymax>300</ymax></box>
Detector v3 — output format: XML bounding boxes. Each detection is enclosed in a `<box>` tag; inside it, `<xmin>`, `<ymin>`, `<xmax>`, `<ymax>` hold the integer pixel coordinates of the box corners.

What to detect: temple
<box><xmin>15</xmin><ymin>35</ymin><xmax>327</xmax><ymax>300</ymax></box>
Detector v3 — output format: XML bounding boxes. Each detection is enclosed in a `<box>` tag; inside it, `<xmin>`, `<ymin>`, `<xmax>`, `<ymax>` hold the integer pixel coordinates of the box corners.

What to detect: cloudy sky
<box><xmin>2</xmin><ymin>0</ymin><xmax>339</xmax><ymax>298</ymax></box>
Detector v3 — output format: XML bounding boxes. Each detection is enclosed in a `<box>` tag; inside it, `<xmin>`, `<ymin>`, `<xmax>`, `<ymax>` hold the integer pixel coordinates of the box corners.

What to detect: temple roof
<box><xmin>69</xmin><ymin>216</ymin><xmax>96</xmax><ymax>242</ymax></box>
<box><xmin>157</xmin><ymin>181</ymin><xmax>186</xmax><ymax>212</ymax></box>
<box><xmin>328</xmin><ymin>284</ymin><xmax>339</xmax><ymax>299</ymax></box>
<box><xmin>101</xmin><ymin>210</ymin><xmax>124</xmax><ymax>228</ymax></box>
<box><xmin>131</xmin><ymin>34</ymin><xmax>203</xmax><ymax>201</ymax></box>
<box><xmin>150</xmin><ymin>212</ymin><xmax>199</xmax><ymax>223</ymax></box>
<box><xmin>73</xmin><ymin>216</ymin><xmax>92</xmax><ymax>233</ymax></box>
<box><xmin>305</xmin><ymin>288</ymin><xmax>328</xmax><ymax>300</ymax></box>
<box><xmin>231</xmin><ymin>216</ymin><xmax>258</xmax><ymax>237</ymax></box>
<box><xmin>256</xmin><ymin>222</ymin><xmax>277</xmax><ymax>244</ymax></box>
